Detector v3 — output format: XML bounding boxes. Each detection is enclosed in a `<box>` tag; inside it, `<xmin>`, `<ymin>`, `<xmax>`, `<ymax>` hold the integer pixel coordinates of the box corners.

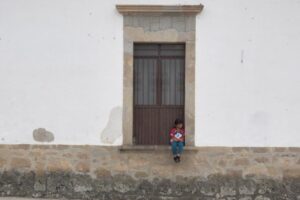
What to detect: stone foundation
<box><xmin>0</xmin><ymin>145</ymin><xmax>299</xmax><ymax>199</ymax></box>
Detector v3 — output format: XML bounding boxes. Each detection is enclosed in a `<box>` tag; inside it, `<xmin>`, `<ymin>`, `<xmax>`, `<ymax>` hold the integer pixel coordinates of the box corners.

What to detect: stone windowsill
<box><xmin>118</xmin><ymin>145</ymin><xmax>199</xmax><ymax>152</ymax></box>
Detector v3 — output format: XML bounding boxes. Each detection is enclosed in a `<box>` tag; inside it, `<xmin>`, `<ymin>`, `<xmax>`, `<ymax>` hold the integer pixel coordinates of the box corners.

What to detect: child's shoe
<box><xmin>173</xmin><ymin>156</ymin><xmax>178</xmax><ymax>162</ymax></box>
<box><xmin>177</xmin><ymin>155</ymin><xmax>181</xmax><ymax>162</ymax></box>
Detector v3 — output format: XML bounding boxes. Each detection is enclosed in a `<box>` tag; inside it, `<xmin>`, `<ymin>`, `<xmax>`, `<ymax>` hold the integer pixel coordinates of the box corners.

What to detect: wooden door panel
<box><xmin>134</xmin><ymin>107</ymin><xmax>160</xmax><ymax>145</ymax></box>
<box><xmin>133</xmin><ymin>43</ymin><xmax>185</xmax><ymax>145</ymax></box>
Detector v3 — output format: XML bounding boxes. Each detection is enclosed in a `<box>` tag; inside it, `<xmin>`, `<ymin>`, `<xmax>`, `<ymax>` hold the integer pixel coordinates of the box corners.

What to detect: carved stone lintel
<box><xmin>116</xmin><ymin>4</ymin><xmax>204</xmax><ymax>15</ymax></box>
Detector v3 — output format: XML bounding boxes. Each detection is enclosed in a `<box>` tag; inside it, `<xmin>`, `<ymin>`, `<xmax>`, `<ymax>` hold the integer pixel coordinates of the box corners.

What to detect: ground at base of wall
<box><xmin>0</xmin><ymin>171</ymin><xmax>299</xmax><ymax>200</ymax></box>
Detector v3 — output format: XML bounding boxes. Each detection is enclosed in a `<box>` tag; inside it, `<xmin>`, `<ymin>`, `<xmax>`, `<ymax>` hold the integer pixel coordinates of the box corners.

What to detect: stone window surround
<box><xmin>116</xmin><ymin>4</ymin><xmax>204</xmax><ymax>147</ymax></box>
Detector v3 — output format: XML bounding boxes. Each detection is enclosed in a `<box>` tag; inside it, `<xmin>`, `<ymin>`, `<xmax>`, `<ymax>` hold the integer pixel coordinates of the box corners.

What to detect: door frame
<box><xmin>117</xmin><ymin>8</ymin><xmax>200</xmax><ymax>146</ymax></box>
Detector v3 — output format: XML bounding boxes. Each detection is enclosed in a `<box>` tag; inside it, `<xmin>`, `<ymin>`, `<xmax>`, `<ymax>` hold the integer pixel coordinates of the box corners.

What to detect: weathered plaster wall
<box><xmin>0</xmin><ymin>0</ymin><xmax>300</xmax><ymax>146</ymax></box>
<box><xmin>0</xmin><ymin>145</ymin><xmax>299</xmax><ymax>199</ymax></box>
<box><xmin>195</xmin><ymin>0</ymin><xmax>300</xmax><ymax>147</ymax></box>
<box><xmin>0</xmin><ymin>1</ymin><xmax>124</xmax><ymax>145</ymax></box>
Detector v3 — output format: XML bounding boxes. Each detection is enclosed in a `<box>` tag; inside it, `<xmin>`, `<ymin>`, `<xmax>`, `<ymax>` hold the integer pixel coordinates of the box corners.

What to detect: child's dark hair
<box><xmin>174</xmin><ymin>118</ymin><xmax>183</xmax><ymax>125</ymax></box>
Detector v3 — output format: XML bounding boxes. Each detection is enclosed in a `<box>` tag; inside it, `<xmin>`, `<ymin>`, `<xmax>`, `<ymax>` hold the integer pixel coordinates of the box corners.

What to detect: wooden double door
<box><xmin>133</xmin><ymin>43</ymin><xmax>185</xmax><ymax>145</ymax></box>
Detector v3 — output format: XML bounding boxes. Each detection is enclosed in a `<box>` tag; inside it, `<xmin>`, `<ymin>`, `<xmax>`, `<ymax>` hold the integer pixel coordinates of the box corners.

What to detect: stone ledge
<box><xmin>116</xmin><ymin>4</ymin><xmax>204</xmax><ymax>14</ymax></box>
<box><xmin>118</xmin><ymin>145</ymin><xmax>200</xmax><ymax>152</ymax></box>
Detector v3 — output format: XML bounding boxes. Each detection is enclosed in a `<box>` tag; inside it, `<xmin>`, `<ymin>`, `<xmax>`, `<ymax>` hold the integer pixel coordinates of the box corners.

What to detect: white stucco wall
<box><xmin>0</xmin><ymin>0</ymin><xmax>299</xmax><ymax>146</ymax></box>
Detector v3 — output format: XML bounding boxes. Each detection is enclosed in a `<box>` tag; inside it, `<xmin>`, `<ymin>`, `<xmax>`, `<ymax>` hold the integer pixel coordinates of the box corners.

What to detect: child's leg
<box><xmin>177</xmin><ymin>141</ymin><xmax>184</xmax><ymax>155</ymax></box>
<box><xmin>171</xmin><ymin>141</ymin><xmax>178</xmax><ymax>156</ymax></box>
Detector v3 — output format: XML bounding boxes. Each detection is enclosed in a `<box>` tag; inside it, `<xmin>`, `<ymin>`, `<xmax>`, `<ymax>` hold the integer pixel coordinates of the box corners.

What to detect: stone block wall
<box><xmin>0</xmin><ymin>145</ymin><xmax>299</xmax><ymax>199</ymax></box>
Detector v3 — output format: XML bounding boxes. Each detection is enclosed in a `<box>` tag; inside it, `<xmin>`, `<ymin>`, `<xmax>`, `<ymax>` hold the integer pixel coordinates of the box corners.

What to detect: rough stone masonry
<box><xmin>0</xmin><ymin>145</ymin><xmax>299</xmax><ymax>199</ymax></box>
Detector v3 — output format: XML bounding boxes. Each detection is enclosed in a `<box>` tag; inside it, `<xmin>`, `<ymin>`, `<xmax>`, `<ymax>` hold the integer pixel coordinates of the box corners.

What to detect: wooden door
<box><xmin>133</xmin><ymin>44</ymin><xmax>185</xmax><ymax>145</ymax></box>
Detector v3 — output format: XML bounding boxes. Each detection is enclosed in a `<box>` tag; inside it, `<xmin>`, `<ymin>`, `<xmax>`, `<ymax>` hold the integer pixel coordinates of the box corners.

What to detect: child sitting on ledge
<box><xmin>169</xmin><ymin>118</ymin><xmax>185</xmax><ymax>163</ymax></box>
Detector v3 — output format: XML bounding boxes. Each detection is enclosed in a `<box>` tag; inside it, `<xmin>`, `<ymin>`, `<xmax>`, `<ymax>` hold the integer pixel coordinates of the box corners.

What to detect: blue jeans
<box><xmin>171</xmin><ymin>141</ymin><xmax>184</xmax><ymax>156</ymax></box>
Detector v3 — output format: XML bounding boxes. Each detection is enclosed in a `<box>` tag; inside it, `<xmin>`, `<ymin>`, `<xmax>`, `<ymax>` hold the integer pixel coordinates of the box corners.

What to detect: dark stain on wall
<box><xmin>32</xmin><ymin>128</ymin><xmax>54</xmax><ymax>143</ymax></box>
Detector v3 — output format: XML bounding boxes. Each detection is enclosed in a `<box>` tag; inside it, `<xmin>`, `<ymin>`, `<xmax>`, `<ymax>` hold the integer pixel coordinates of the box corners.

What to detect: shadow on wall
<box><xmin>100</xmin><ymin>106</ymin><xmax>122</xmax><ymax>145</ymax></box>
